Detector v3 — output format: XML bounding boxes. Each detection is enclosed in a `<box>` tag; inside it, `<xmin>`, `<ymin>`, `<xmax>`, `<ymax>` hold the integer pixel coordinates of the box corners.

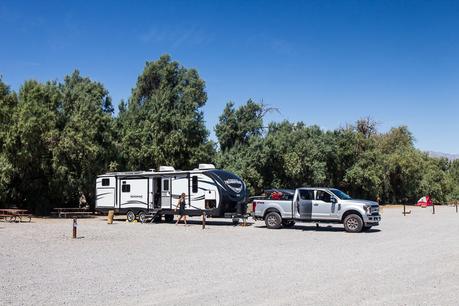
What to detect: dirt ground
<box><xmin>1</xmin><ymin>206</ymin><xmax>458</xmax><ymax>305</ymax></box>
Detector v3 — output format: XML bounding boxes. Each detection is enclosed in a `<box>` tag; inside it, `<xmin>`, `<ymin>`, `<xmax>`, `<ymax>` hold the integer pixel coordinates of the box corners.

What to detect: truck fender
<box><xmin>263</xmin><ymin>208</ymin><xmax>281</xmax><ymax>220</ymax></box>
<box><xmin>340</xmin><ymin>209</ymin><xmax>364</xmax><ymax>223</ymax></box>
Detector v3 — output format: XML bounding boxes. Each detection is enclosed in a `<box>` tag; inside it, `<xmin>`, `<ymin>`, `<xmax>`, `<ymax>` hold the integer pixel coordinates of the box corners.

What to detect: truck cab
<box><xmin>252</xmin><ymin>188</ymin><xmax>381</xmax><ymax>233</ymax></box>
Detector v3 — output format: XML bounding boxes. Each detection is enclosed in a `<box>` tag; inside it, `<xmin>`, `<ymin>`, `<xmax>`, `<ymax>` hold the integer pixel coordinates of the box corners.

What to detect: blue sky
<box><xmin>1</xmin><ymin>0</ymin><xmax>458</xmax><ymax>153</ymax></box>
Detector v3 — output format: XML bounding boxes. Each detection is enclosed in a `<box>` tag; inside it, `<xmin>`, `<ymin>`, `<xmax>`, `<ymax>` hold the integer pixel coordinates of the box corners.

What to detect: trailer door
<box><xmin>161</xmin><ymin>177</ymin><xmax>172</xmax><ymax>208</ymax></box>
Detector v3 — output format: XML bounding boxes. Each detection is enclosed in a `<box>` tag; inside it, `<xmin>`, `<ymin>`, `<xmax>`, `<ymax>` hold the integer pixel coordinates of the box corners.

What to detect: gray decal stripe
<box><xmin>198</xmin><ymin>180</ymin><xmax>215</xmax><ymax>185</ymax></box>
<box><xmin>121</xmin><ymin>200</ymin><xmax>147</xmax><ymax>205</ymax></box>
<box><xmin>96</xmin><ymin>192</ymin><xmax>112</xmax><ymax>198</ymax></box>
<box><xmin>192</xmin><ymin>195</ymin><xmax>205</xmax><ymax>201</ymax></box>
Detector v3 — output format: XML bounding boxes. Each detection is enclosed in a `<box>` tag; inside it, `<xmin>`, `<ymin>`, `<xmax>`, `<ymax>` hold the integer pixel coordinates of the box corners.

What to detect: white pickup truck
<box><xmin>252</xmin><ymin>188</ymin><xmax>381</xmax><ymax>233</ymax></box>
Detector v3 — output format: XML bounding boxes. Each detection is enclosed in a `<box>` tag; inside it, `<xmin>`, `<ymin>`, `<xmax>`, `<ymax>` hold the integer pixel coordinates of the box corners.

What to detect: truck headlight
<box><xmin>363</xmin><ymin>205</ymin><xmax>371</xmax><ymax>214</ymax></box>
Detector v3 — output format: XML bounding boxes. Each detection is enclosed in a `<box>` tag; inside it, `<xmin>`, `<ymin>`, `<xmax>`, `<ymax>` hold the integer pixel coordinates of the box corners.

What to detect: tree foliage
<box><xmin>0</xmin><ymin>55</ymin><xmax>457</xmax><ymax>213</ymax></box>
<box><xmin>118</xmin><ymin>55</ymin><xmax>214</xmax><ymax>170</ymax></box>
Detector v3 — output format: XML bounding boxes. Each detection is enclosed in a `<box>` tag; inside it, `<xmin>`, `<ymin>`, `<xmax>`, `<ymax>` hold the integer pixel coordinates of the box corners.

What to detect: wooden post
<box><xmin>202</xmin><ymin>211</ymin><xmax>206</xmax><ymax>230</ymax></box>
<box><xmin>432</xmin><ymin>203</ymin><xmax>435</xmax><ymax>215</ymax></box>
<box><xmin>107</xmin><ymin>210</ymin><xmax>114</xmax><ymax>224</ymax></box>
<box><xmin>456</xmin><ymin>202</ymin><xmax>458</xmax><ymax>213</ymax></box>
<box><xmin>72</xmin><ymin>218</ymin><xmax>77</xmax><ymax>239</ymax></box>
<box><xmin>403</xmin><ymin>204</ymin><xmax>406</xmax><ymax>216</ymax></box>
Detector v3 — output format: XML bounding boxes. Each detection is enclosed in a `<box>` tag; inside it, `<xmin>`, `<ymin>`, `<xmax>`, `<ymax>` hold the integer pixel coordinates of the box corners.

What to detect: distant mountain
<box><xmin>426</xmin><ymin>151</ymin><xmax>459</xmax><ymax>161</ymax></box>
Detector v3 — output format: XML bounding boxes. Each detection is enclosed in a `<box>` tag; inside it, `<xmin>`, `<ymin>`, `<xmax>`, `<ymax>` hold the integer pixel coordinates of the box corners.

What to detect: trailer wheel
<box><xmin>265</xmin><ymin>212</ymin><xmax>282</xmax><ymax>229</ymax></box>
<box><xmin>126</xmin><ymin>210</ymin><xmax>135</xmax><ymax>223</ymax></box>
<box><xmin>164</xmin><ymin>215</ymin><xmax>174</xmax><ymax>223</ymax></box>
<box><xmin>343</xmin><ymin>214</ymin><xmax>364</xmax><ymax>233</ymax></box>
<box><xmin>138</xmin><ymin>211</ymin><xmax>146</xmax><ymax>223</ymax></box>
<box><xmin>282</xmin><ymin>220</ymin><xmax>295</xmax><ymax>228</ymax></box>
<box><xmin>232</xmin><ymin>218</ymin><xmax>239</xmax><ymax>225</ymax></box>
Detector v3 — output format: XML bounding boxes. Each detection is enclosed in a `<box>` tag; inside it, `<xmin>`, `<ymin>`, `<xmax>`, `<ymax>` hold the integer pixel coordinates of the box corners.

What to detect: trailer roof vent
<box><xmin>198</xmin><ymin>163</ymin><xmax>215</xmax><ymax>170</ymax></box>
<box><xmin>159</xmin><ymin>166</ymin><xmax>175</xmax><ymax>172</ymax></box>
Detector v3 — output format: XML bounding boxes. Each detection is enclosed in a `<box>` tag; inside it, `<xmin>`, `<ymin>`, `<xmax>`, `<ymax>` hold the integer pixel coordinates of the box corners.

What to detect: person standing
<box><xmin>79</xmin><ymin>192</ymin><xmax>89</xmax><ymax>210</ymax></box>
<box><xmin>175</xmin><ymin>193</ymin><xmax>188</xmax><ymax>226</ymax></box>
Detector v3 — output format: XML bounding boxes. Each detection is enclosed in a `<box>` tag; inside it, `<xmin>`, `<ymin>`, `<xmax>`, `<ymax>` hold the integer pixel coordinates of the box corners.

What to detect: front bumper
<box><xmin>364</xmin><ymin>213</ymin><xmax>381</xmax><ymax>225</ymax></box>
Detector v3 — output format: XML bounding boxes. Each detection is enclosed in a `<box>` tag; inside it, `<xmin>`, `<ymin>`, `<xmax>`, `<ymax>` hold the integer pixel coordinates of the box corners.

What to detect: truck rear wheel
<box><xmin>265</xmin><ymin>212</ymin><xmax>282</xmax><ymax>229</ymax></box>
<box><xmin>343</xmin><ymin>214</ymin><xmax>363</xmax><ymax>233</ymax></box>
<box><xmin>164</xmin><ymin>214</ymin><xmax>174</xmax><ymax>223</ymax></box>
<box><xmin>126</xmin><ymin>210</ymin><xmax>135</xmax><ymax>223</ymax></box>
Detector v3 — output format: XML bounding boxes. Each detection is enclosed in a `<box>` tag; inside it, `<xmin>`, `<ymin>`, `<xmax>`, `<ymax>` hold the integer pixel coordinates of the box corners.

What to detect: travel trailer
<box><xmin>95</xmin><ymin>164</ymin><xmax>247</xmax><ymax>223</ymax></box>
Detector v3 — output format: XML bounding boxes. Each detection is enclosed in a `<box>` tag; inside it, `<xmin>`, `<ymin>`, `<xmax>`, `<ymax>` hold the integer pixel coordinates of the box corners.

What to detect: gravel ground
<box><xmin>1</xmin><ymin>206</ymin><xmax>459</xmax><ymax>306</ymax></box>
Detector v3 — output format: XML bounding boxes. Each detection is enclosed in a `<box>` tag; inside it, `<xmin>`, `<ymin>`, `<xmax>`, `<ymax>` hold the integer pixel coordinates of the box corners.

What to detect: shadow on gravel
<box><xmin>255</xmin><ymin>224</ymin><xmax>381</xmax><ymax>233</ymax></box>
<box><xmin>170</xmin><ymin>220</ymin><xmax>254</xmax><ymax>227</ymax></box>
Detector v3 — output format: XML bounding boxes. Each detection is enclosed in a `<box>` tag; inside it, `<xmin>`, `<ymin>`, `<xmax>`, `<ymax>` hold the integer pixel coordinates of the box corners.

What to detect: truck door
<box><xmin>312</xmin><ymin>190</ymin><xmax>333</xmax><ymax>219</ymax></box>
<box><xmin>161</xmin><ymin>177</ymin><xmax>172</xmax><ymax>208</ymax></box>
<box><xmin>297</xmin><ymin>189</ymin><xmax>314</xmax><ymax>221</ymax></box>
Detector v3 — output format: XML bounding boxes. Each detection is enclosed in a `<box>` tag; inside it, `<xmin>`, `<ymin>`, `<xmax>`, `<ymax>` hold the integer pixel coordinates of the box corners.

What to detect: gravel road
<box><xmin>1</xmin><ymin>206</ymin><xmax>459</xmax><ymax>305</ymax></box>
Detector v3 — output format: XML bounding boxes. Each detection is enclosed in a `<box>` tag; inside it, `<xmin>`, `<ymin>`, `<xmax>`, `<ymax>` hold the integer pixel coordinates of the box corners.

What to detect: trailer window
<box><xmin>122</xmin><ymin>184</ymin><xmax>130</xmax><ymax>193</ymax></box>
<box><xmin>299</xmin><ymin>190</ymin><xmax>314</xmax><ymax>200</ymax></box>
<box><xmin>192</xmin><ymin>176</ymin><xmax>198</xmax><ymax>193</ymax></box>
<box><xmin>163</xmin><ymin>179</ymin><xmax>169</xmax><ymax>191</ymax></box>
<box><xmin>102</xmin><ymin>178</ymin><xmax>110</xmax><ymax>186</ymax></box>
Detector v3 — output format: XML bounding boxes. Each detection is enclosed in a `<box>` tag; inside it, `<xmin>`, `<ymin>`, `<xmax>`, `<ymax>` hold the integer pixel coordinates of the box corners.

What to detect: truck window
<box><xmin>316</xmin><ymin>190</ymin><xmax>331</xmax><ymax>202</ymax></box>
<box><xmin>299</xmin><ymin>190</ymin><xmax>314</xmax><ymax>200</ymax></box>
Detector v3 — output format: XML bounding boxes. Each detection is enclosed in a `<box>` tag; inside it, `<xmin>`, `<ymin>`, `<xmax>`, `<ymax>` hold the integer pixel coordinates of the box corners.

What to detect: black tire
<box><xmin>343</xmin><ymin>214</ymin><xmax>364</xmax><ymax>233</ymax></box>
<box><xmin>126</xmin><ymin>210</ymin><xmax>135</xmax><ymax>223</ymax></box>
<box><xmin>282</xmin><ymin>220</ymin><xmax>295</xmax><ymax>228</ymax></box>
<box><xmin>363</xmin><ymin>225</ymin><xmax>372</xmax><ymax>232</ymax></box>
<box><xmin>164</xmin><ymin>214</ymin><xmax>174</xmax><ymax>223</ymax></box>
<box><xmin>232</xmin><ymin>218</ymin><xmax>240</xmax><ymax>225</ymax></box>
<box><xmin>138</xmin><ymin>211</ymin><xmax>146</xmax><ymax>223</ymax></box>
<box><xmin>265</xmin><ymin>211</ymin><xmax>282</xmax><ymax>229</ymax></box>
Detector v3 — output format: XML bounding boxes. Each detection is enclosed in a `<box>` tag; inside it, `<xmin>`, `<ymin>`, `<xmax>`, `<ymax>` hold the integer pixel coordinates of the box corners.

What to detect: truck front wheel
<box><xmin>265</xmin><ymin>212</ymin><xmax>282</xmax><ymax>229</ymax></box>
<box><xmin>343</xmin><ymin>214</ymin><xmax>364</xmax><ymax>233</ymax></box>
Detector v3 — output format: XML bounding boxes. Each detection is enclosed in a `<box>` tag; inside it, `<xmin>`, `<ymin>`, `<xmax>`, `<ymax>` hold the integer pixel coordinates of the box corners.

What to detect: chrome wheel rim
<box><xmin>346</xmin><ymin>217</ymin><xmax>359</xmax><ymax>231</ymax></box>
<box><xmin>267</xmin><ymin>215</ymin><xmax>278</xmax><ymax>227</ymax></box>
<box><xmin>138</xmin><ymin>213</ymin><xmax>145</xmax><ymax>223</ymax></box>
<box><xmin>127</xmin><ymin>212</ymin><xmax>135</xmax><ymax>222</ymax></box>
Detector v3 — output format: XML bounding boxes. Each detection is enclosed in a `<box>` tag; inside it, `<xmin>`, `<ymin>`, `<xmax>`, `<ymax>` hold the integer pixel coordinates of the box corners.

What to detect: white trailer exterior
<box><xmin>96</xmin><ymin>164</ymin><xmax>247</xmax><ymax>222</ymax></box>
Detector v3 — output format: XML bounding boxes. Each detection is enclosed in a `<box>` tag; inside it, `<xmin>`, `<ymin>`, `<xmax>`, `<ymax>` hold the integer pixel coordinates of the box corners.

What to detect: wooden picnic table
<box><xmin>53</xmin><ymin>208</ymin><xmax>93</xmax><ymax>218</ymax></box>
<box><xmin>0</xmin><ymin>209</ymin><xmax>31</xmax><ymax>222</ymax></box>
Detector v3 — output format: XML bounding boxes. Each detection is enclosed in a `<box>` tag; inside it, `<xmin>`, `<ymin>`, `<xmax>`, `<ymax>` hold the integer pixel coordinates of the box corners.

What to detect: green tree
<box><xmin>119</xmin><ymin>54</ymin><xmax>214</xmax><ymax>171</ymax></box>
<box><xmin>0</xmin><ymin>78</ymin><xmax>18</xmax><ymax>206</ymax></box>
<box><xmin>6</xmin><ymin>80</ymin><xmax>61</xmax><ymax>213</ymax></box>
<box><xmin>215</xmin><ymin>99</ymin><xmax>265</xmax><ymax>151</ymax></box>
<box><xmin>50</xmin><ymin>71</ymin><xmax>116</xmax><ymax>207</ymax></box>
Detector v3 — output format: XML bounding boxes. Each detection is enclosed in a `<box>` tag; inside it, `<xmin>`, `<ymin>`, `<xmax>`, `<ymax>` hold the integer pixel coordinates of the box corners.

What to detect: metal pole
<box><xmin>72</xmin><ymin>218</ymin><xmax>77</xmax><ymax>238</ymax></box>
<box><xmin>432</xmin><ymin>203</ymin><xmax>435</xmax><ymax>215</ymax></box>
<box><xmin>403</xmin><ymin>204</ymin><xmax>406</xmax><ymax>216</ymax></box>
<box><xmin>456</xmin><ymin>202</ymin><xmax>458</xmax><ymax>213</ymax></box>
